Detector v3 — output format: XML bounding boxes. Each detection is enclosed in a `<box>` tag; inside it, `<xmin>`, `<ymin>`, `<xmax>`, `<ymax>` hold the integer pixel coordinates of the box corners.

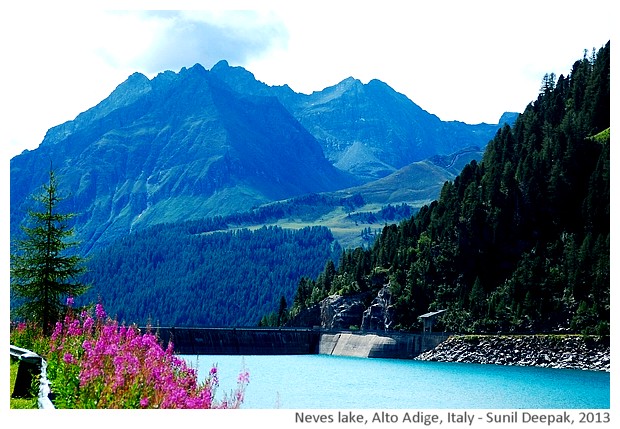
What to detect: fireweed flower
<box><xmin>51</xmin><ymin>321</ymin><xmax>63</xmax><ymax>341</ymax></box>
<box><xmin>238</xmin><ymin>371</ymin><xmax>250</xmax><ymax>384</ymax></box>
<box><xmin>83</xmin><ymin>316</ymin><xmax>94</xmax><ymax>331</ymax></box>
<box><xmin>67</xmin><ymin>319</ymin><xmax>82</xmax><ymax>337</ymax></box>
<box><xmin>118</xmin><ymin>325</ymin><xmax>128</xmax><ymax>339</ymax></box>
<box><xmin>95</xmin><ymin>303</ymin><xmax>106</xmax><ymax>320</ymax></box>
<box><xmin>79</xmin><ymin>367</ymin><xmax>104</xmax><ymax>386</ymax></box>
<box><xmin>40</xmin><ymin>303</ymin><xmax>248</xmax><ymax>408</ymax></box>
<box><xmin>66</xmin><ymin>296</ymin><xmax>74</xmax><ymax>307</ymax></box>
<box><xmin>209</xmin><ymin>366</ymin><xmax>219</xmax><ymax>386</ymax></box>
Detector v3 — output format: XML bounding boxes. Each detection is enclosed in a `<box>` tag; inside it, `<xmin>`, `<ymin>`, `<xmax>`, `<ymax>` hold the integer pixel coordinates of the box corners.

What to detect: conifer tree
<box><xmin>11</xmin><ymin>166</ymin><xmax>88</xmax><ymax>335</ymax></box>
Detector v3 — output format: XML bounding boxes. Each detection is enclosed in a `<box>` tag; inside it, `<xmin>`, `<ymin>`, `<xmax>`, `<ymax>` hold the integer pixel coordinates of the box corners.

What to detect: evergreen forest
<box><xmin>279</xmin><ymin>42</ymin><xmax>610</xmax><ymax>335</ymax></box>
<box><xmin>80</xmin><ymin>224</ymin><xmax>341</xmax><ymax>326</ymax></box>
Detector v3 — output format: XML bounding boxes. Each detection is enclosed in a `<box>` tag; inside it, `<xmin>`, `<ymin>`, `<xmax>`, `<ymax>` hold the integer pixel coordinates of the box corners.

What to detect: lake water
<box><xmin>180</xmin><ymin>354</ymin><xmax>610</xmax><ymax>409</ymax></box>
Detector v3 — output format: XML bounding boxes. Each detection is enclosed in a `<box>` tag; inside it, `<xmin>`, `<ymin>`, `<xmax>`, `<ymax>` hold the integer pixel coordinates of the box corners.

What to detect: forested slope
<box><xmin>80</xmin><ymin>225</ymin><xmax>341</xmax><ymax>326</ymax></box>
<box><xmin>283</xmin><ymin>42</ymin><xmax>610</xmax><ymax>335</ymax></box>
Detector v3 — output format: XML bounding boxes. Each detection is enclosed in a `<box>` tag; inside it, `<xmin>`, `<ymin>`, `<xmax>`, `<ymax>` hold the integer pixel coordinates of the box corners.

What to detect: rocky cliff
<box><xmin>288</xmin><ymin>284</ymin><xmax>396</xmax><ymax>331</ymax></box>
<box><xmin>319</xmin><ymin>294</ymin><xmax>368</xmax><ymax>330</ymax></box>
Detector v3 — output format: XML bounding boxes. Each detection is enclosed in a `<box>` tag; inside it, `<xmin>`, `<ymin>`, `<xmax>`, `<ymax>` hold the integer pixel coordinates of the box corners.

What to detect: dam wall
<box><xmin>151</xmin><ymin>327</ymin><xmax>320</xmax><ymax>355</ymax></box>
<box><xmin>320</xmin><ymin>332</ymin><xmax>450</xmax><ymax>359</ymax></box>
<box><xmin>149</xmin><ymin>327</ymin><xmax>449</xmax><ymax>359</ymax></box>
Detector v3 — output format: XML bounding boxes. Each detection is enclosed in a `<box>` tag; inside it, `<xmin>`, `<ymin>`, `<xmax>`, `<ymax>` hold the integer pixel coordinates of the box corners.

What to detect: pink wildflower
<box><xmin>79</xmin><ymin>367</ymin><xmax>103</xmax><ymax>386</ymax></box>
<box><xmin>165</xmin><ymin>341</ymin><xmax>174</xmax><ymax>355</ymax></box>
<box><xmin>67</xmin><ymin>319</ymin><xmax>82</xmax><ymax>336</ymax></box>
<box><xmin>235</xmin><ymin>389</ymin><xmax>245</xmax><ymax>404</ymax></box>
<box><xmin>238</xmin><ymin>371</ymin><xmax>250</xmax><ymax>384</ymax></box>
<box><xmin>83</xmin><ymin>315</ymin><xmax>94</xmax><ymax>331</ymax></box>
<box><xmin>198</xmin><ymin>387</ymin><xmax>213</xmax><ymax>408</ymax></box>
<box><xmin>95</xmin><ymin>303</ymin><xmax>106</xmax><ymax>320</ymax></box>
<box><xmin>66</xmin><ymin>296</ymin><xmax>74</xmax><ymax>307</ymax></box>
<box><xmin>51</xmin><ymin>321</ymin><xmax>63</xmax><ymax>341</ymax></box>
<box><xmin>209</xmin><ymin>366</ymin><xmax>219</xmax><ymax>388</ymax></box>
<box><xmin>40</xmin><ymin>302</ymin><xmax>248</xmax><ymax>409</ymax></box>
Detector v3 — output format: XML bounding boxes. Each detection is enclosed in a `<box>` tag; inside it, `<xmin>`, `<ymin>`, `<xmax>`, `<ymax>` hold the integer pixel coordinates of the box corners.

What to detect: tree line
<box><xmin>274</xmin><ymin>42</ymin><xmax>610</xmax><ymax>335</ymax></box>
<box><xmin>78</xmin><ymin>224</ymin><xmax>341</xmax><ymax>326</ymax></box>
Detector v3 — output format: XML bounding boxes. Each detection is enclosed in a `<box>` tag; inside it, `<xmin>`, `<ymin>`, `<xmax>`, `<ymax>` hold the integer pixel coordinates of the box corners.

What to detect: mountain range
<box><xmin>10</xmin><ymin>61</ymin><xmax>516</xmax><ymax>254</ymax></box>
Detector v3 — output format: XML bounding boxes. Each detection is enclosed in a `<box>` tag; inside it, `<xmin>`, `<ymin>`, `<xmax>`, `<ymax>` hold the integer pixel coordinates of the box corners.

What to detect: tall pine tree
<box><xmin>11</xmin><ymin>166</ymin><xmax>89</xmax><ymax>335</ymax></box>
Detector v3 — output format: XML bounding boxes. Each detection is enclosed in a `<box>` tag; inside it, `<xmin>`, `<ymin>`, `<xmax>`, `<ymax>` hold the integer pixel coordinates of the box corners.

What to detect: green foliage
<box><xmin>10</xmin><ymin>167</ymin><xmax>89</xmax><ymax>335</ymax></box>
<box><xmin>285</xmin><ymin>42</ymin><xmax>609</xmax><ymax>334</ymax></box>
<box><xmin>10</xmin><ymin>321</ymin><xmax>50</xmax><ymax>356</ymax></box>
<box><xmin>81</xmin><ymin>224</ymin><xmax>340</xmax><ymax>326</ymax></box>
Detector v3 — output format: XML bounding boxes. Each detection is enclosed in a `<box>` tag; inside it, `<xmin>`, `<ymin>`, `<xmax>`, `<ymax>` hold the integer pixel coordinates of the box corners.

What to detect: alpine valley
<box><xmin>9</xmin><ymin>58</ymin><xmax>543</xmax><ymax>327</ymax></box>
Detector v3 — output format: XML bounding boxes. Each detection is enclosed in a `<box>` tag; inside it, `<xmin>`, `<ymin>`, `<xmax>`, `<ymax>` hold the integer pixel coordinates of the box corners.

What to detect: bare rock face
<box><xmin>361</xmin><ymin>285</ymin><xmax>394</xmax><ymax>331</ymax></box>
<box><xmin>290</xmin><ymin>284</ymin><xmax>396</xmax><ymax>330</ymax></box>
<box><xmin>320</xmin><ymin>294</ymin><xmax>367</xmax><ymax>330</ymax></box>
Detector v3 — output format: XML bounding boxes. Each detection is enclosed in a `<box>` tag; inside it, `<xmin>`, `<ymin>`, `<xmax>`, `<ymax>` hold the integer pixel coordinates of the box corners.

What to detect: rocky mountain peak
<box><xmin>311</xmin><ymin>76</ymin><xmax>364</xmax><ymax>102</ymax></box>
<box><xmin>209</xmin><ymin>59</ymin><xmax>276</xmax><ymax>97</ymax></box>
<box><xmin>99</xmin><ymin>71</ymin><xmax>152</xmax><ymax>111</ymax></box>
<box><xmin>40</xmin><ymin>71</ymin><xmax>153</xmax><ymax>147</ymax></box>
<box><xmin>498</xmin><ymin>111</ymin><xmax>520</xmax><ymax>126</ymax></box>
<box><xmin>181</xmin><ymin>62</ymin><xmax>208</xmax><ymax>74</ymax></box>
<box><xmin>11</xmin><ymin>60</ymin><xmax>507</xmax><ymax>253</ymax></box>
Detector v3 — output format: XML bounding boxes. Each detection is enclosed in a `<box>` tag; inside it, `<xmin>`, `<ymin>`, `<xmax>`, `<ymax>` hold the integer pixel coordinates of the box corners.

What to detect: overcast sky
<box><xmin>1</xmin><ymin>0</ymin><xmax>612</xmax><ymax>160</ymax></box>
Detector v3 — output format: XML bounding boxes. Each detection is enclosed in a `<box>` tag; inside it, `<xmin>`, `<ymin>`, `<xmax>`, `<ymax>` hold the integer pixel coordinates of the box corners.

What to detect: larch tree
<box><xmin>11</xmin><ymin>166</ymin><xmax>89</xmax><ymax>336</ymax></box>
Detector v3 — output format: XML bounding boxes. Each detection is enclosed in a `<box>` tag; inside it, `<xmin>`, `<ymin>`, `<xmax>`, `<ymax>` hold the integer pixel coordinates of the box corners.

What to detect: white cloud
<box><xmin>0</xmin><ymin>7</ymin><xmax>288</xmax><ymax>159</ymax></box>
<box><xmin>1</xmin><ymin>9</ymin><xmax>151</xmax><ymax>158</ymax></box>
<box><xmin>247</xmin><ymin>2</ymin><xmax>610</xmax><ymax>125</ymax></box>
<box><xmin>133</xmin><ymin>10</ymin><xmax>288</xmax><ymax>74</ymax></box>
<box><xmin>1</xmin><ymin>1</ymin><xmax>612</xmax><ymax>160</ymax></box>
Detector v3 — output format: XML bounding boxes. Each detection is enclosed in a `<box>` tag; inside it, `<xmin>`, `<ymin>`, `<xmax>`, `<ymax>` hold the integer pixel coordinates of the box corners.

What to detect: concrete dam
<box><xmin>148</xmin><ymin>327</ymin><xmax>450</xmax><ymax>359</ymax></box>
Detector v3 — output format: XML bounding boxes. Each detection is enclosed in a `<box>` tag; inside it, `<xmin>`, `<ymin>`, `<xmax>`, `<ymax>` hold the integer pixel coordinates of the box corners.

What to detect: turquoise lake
<box><xmin>180</xmin><ymin>354</ymin><xmax>610</xmax><ymax>409</ymax></box>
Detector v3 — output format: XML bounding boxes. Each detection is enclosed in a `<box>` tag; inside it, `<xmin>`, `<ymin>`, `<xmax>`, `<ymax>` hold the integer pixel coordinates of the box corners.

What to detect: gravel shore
<box><xmin>414</xmin><ymin>334</ymin><xmax>610</xmax><ymax>372</ymax></box>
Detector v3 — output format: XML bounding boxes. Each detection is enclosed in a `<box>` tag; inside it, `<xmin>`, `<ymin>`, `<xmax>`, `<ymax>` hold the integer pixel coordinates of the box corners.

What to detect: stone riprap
<box><xmin>414</xmin><ymin>335</ymin><xmax>610</xmax><ymax>371</ymax></box>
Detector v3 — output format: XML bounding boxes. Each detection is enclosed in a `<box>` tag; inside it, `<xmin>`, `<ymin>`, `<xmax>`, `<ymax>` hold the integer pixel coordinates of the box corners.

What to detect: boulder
<box><xmin>320</xmin><ymin>294</ymin><xmax>366</xmax><ymax>330</ymax></box>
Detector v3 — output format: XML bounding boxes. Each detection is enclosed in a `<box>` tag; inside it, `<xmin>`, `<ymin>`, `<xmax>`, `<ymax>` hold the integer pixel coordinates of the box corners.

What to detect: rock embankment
<box><xmin>415</xmin><ymin>335</ymin><xmax>610</xmax><ymax>372</ymax></box>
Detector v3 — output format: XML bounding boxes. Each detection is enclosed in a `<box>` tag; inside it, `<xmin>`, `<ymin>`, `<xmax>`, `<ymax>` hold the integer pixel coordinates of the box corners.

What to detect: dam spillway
<box><xmin>146</xmin><ymin>327</ymin><xmax>450</xmax><ymax>359</ymax></box>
